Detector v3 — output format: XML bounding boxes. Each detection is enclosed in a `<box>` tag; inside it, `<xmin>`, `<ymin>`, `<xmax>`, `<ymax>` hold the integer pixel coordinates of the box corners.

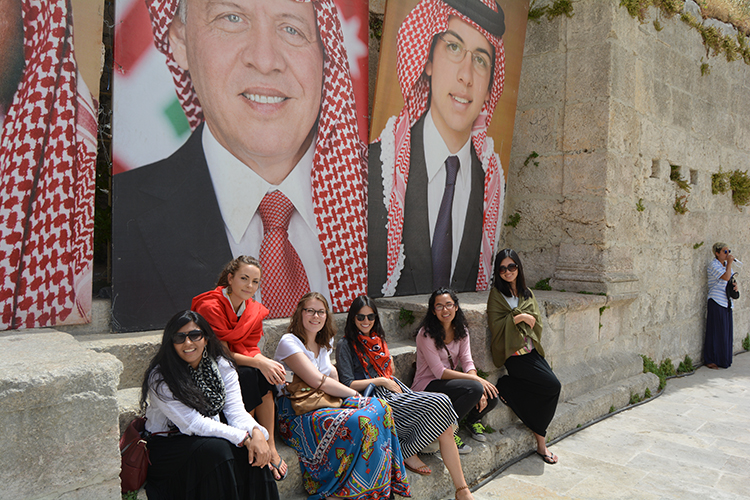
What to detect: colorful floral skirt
<box><xmin>278</xmin><ymin>395</ymin><xmax>410</xmax><ymax>499</ymax></box>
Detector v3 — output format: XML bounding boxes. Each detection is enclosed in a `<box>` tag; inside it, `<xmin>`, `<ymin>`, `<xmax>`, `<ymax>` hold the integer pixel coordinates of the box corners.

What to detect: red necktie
<box><xmin>258</xmin><ymin>191</ymin><xmax>310</xmax><ymax>318</ymax></box>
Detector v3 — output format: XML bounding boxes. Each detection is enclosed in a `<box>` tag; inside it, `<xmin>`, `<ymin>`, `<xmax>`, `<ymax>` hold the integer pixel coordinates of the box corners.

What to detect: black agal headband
<box><xmin>443</xmin><ymin>0</ymin><xmax>506</xmax><ymax>38</ymax></box>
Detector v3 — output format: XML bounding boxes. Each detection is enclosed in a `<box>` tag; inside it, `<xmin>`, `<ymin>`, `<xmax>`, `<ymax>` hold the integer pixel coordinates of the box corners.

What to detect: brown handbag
<box><xmin>286</xmin><ymin>374</ymin><xmax>343</xmax><ymax>416</ymax></box>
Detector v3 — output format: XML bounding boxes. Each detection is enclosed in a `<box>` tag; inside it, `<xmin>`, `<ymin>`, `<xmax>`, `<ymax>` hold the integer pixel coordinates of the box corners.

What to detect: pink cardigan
<box><xmin>411</xmin><ymin>327</ymin><xmax>476</xmax><ymax>392</ymax></box>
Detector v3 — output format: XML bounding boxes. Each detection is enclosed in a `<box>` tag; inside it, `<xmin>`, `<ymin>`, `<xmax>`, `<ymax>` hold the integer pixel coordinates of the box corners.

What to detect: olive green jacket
<box><xmin>487</xmin><ymin>287</ymin><xmax>545</xmax><ymax>367</ymax></box>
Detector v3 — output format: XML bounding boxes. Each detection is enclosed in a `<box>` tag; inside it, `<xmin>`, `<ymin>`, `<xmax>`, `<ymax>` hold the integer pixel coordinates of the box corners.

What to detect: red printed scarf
<box><xmin>355</xmin><ymin>332</ymin><xmax>393</xmax><ymax>379</ymax></box>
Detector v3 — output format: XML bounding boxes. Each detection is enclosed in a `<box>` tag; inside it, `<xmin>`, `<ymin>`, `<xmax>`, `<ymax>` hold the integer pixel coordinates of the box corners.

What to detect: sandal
<box><xmin>536</xmin><ymin>450</ymin><xmax>558</xmax><ymax>465</ymax></box>
<box><xmin>271</xmin><ymin>458</ymin><xmax>288</xmax><ymax>480</ymax></box>
<box><xmin>404</xmin><ymin>461</ymin><xmax>432</xmax><ymax>476</ymax></box>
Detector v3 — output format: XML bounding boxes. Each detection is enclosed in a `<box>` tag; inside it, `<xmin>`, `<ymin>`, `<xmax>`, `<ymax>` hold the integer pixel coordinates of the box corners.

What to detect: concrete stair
<box><xmin>80</xmin><ymin>291</ymin><xmax>658</xmax><ymax>500</ymax></box>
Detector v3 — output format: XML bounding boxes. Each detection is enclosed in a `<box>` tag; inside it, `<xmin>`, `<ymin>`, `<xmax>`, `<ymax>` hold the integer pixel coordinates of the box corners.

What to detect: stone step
<box><xmin>119</xmin><ymin>369</ymin><xmax>658</xmax><ymax>500</ymax></box>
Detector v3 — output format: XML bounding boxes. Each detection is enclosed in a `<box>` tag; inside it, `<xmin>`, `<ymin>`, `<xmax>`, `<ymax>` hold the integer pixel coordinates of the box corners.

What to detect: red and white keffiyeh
<box><xmin>0</xmin><ymin>0</ymin><xmax>98</xmax><ymax>330</ymax></box>
<box><xmin>376</xmin><ymin>0</ymin><xmax>506</xmax><ymax>296</ymax></box>
<box><xmin>146</xmin><ymin>0</ymin><xmax>367</xmax><ymax>313</ymax></box>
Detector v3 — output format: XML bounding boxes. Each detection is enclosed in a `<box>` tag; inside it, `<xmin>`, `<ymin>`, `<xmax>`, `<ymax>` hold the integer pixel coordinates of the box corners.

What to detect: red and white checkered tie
<box><xmin>258</xmin><ymin>191</ymin><xmax>310</xmax><ymax>318</ymax></box>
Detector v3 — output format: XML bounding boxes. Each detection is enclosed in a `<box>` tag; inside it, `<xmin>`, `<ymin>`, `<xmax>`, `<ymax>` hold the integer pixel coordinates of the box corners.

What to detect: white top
<box><xmin>502</xmin><ymin>294</ymin><xmax>519</xmax><ymax>309</ymax></box>
<box><xmin>203</xmin><ymin>126</ymin><xmax>331</xmax><ymax>305</ymax></box>
<box><xmin>274</xmin><ymin>333</ymin><xmax>334</xmax><ymax>391</ymax></box>
<box><xmin>145</xmin><ymin>356</ymin><xmax>269</xmax><ymax>445</ymax></box>
<box><xmin>423</xmin><ymin>108</ymin><xmax>472</xmax><ymax>279</ymax></box>
<box><xmin>707</xmin><ymin>258</ymin><xmax>730</xmax><ymax>308</ymax></box>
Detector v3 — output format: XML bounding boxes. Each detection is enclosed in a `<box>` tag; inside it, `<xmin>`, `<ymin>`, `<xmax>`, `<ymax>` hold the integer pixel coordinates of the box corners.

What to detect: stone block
<box><xmin>612</xmin><ymin>44</ymin><xmax>637</xmax><ymax>106</ymax></box>
<box><xmin>608</xmin><ymin>100</ymin><xmax>641</xmax><ymax>156</ymax></box>
<box><xmin>565</xmin><ymin>43</ymin><xmax>611</xmax><ymax>102</ymax></box>
<box><xmin>515</xmin><ymin>52</ymin><xmax>565</xmax><ymax>108</ymax></box>
<box><xmin>0</xmin><ymin>332</ymin><xmax>122</xmax><ymax>500</ymax></box>
<box><xmin>80</xmin><ymin>331</ymin><xmax>161</xmax><ymax>389</ymax></box>
<box><xmin>562</xmin><ymin>151</ymin><xmax>607</xmax><ymax>197</ymax></box>
<box><xmin>512</xmin><ymin>106</ymin><xmax>560</xmax><ymax>155</ymax></box>
<box><xmin>671</xmin><ymin>88</ymin><xmax>693</xmax><ymax>131</ymax></box>
<box><xmin>507</xmin><ymin>198</ymin><xmax>565</xmax><ymax>244</ymax></box>
<box><xmin>566</xmin><ymin>0</ymin><xmax>614</xmax><ymax>50</ymax></box>
<box><xmin>562</xmin><ymin>100</ymin><xmax>609</xmax><ymax>152</ymax></box>
<box><xmin>508</xmin><ymin>152</ymin><xmax>563</xmax><ymax>197</ymax></box>
<box><xmin>523</xmin><ymin>14</ymin><xmax>562</xmax><ymax>56</ymax></box>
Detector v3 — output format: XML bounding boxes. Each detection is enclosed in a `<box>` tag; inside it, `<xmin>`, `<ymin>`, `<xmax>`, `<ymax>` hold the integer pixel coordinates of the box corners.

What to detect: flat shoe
<box><xmin>271</xmin><ymin>458</ymin><xmax>288</xmax><ymax>481</ymax></box>
<box><xmin>536</xmin><ymin>451</ymin><xmax>558</xmax><ymax>464</ymax></box>
<box><xmin>404</xmin><ymin>462</ymin><xmax>432</xmax><ymax>476</ymax></box>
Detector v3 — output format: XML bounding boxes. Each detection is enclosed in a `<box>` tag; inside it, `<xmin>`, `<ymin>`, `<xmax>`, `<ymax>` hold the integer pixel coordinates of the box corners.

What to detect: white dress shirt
<box><xmin>203</xmin><ymin>126</ymin><xmax>331</xmax><ymax>305</ymax></box>
<box><xmin>423</xmin><ymin>109</ymin><xmax>473</xmax><ymax>279</ymax></box>
<box><xmin>145</xmin><ymin>356</ymin><xmax>269</xmax><ymax>445</ymax></box>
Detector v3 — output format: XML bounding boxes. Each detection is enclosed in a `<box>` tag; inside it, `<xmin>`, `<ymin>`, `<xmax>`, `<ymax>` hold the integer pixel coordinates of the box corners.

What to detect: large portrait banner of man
<box><xmin>112</xmin><ymin>0</ymin><xmax>370</xmax><ymax>331</ymax></box>
<box><xmin>368</xmin><ymin>0</ymin><xmax>528</xmax><ymax>298</ymax></box>
<box><xmin>0</xmin><ymin>0</ymin><xmax>102</xmax><ymax>330</ymax></box>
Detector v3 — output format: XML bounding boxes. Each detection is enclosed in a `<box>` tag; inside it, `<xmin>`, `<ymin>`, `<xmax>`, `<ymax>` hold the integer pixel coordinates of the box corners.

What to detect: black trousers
<box><xmin>425</xmin><ymin>378</ymin><xmax>499</xmax><ymax>424</ymax></box>
<box><xmin>496</xmin><ymin>349</ymin><xmax>561</xmax><ymax>437</ymax></box>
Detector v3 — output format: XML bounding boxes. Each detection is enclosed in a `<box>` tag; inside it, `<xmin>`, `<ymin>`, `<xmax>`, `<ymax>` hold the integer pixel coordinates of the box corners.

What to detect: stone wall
<box><xmin>503</xmin><ymin>0</ymin><xmax>750</xmax><ymax>363</ymax></box>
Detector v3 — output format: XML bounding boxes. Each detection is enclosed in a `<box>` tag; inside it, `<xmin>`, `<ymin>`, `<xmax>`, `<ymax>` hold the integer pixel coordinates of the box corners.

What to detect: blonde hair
<box><xmin>712</xmin><ymin>242</ymin><xmax>729</xmax><ymax>255</ymax></box>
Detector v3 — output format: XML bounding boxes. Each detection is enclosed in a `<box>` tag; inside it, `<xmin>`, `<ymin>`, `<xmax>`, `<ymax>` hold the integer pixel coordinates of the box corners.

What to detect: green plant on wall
<box><xmin>743</xmin><ymin>334</ymin><xmax>749</xmax><ymax>351</ymax></box>
<box><xmin>674</xmin><ymin>194</ymin><xmax>689</xmax><ymax>214</ymax></box>
<box><xmin>677</xmin><ymin>355</ymin><xmax>694</xmax><ymax>374</ymax></box>
<box><xmin>523</xmin><ymin>151</ymin><xmax>540</xmax><ymax>167</ymax></box>
<box><xmin>636</xmin><ymin>198</ymin><xmax>645</xmax><ymax>211</ymax></box>
<box><xmin>504</xmin><ymin>212</ymin><xmax>521</xmax><ymax>228</ymax></box>
<box><xmin>534</xmin><ymin>278</ymin><xmax>552</xmax><ymax>291</ymax></box>
<box><xmin>693</xmin><ymin>241</ymin><xmax>704</xmax><ymax>249</ymax></box>
<box><xmin>659</xmin><ymin>358</ymin><xmax>676</xmax><ymax>377</ymax></box>
<box><xmin>398</xmin><ymin>308</ymin><xmax>415</xmax><ymax>328</ymax></box>
<box><xmin>529</xmin><ymin>0</ymin><xmax>574</xmax><ymax>22</ymax></box>
<box><xmin>712</xmin><ymin>169</ymin><xmax>729</xmax><ymax>194</ymax></box>
<box><xmin>729</xmin><ymin>169</ymin><xmax>750</xmax><ymax>208</ymax></box>
<box><xmin>670</xmin><ymin>165</ymin><xmax>691</xmax><ymax>192</ymax></box>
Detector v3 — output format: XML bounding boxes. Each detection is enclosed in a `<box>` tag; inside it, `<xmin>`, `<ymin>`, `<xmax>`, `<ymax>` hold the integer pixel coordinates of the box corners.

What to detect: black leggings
<box><xmin>425</xmin><ymin>378</ymin><xmax>498</xmax><ymax>424</ymax></box>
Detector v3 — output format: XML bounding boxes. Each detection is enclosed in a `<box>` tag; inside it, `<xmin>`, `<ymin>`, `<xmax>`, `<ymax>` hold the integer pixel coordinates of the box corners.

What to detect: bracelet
<box><xmin>238</xmin><ymin>431</ymin><xmax>250</xmax><ymax>447</ymax></box>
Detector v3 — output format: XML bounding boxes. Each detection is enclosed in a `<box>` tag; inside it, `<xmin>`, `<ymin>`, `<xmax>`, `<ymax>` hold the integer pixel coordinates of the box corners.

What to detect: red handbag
<box><xmin>119</xmin><ymin>417</ymin><xmax>150</xmax><ymax>493</ymax></box>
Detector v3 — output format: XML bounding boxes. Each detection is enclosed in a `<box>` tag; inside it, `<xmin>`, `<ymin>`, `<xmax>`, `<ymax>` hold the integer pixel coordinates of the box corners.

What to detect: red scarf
<box><xmin>191</xmin><ymin>287</ymin><xmax>269</xmax><ymax>357</ymax></box>
<box><xmin>355</xmin><ymin>332</ymin><xmax>393</xmax><ymax>379</ymax></box>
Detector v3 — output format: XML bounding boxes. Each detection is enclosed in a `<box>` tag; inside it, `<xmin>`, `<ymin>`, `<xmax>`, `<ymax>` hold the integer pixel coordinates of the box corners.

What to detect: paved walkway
<box><xmin>474</xmin><ymin>352</ymin><xmax>750</xmax><ymax>500</ymax></box>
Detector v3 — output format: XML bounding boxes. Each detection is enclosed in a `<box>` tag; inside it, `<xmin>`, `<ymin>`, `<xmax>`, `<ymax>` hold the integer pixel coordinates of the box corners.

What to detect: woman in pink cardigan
<box><xmin>413</xmin><ymin>288</ymin><xmax>499</xmax><ymax>453</ymax></box>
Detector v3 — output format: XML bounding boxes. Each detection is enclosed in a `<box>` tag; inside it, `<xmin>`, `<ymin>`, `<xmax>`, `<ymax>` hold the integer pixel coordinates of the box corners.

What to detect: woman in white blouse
<box><xmin>140</xmin><ymin>310</ymin><xmax>279</xmax><ymax>500</ymax></box>
<box><xmin>274</xmin><ymin>292</ymin><xmax>410</xmax><ymax>499</ymax></box>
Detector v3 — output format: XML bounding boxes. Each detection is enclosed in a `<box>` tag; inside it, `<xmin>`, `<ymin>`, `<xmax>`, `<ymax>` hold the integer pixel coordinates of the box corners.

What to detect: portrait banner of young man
<box><xmin>368</xmin><ymin>0</ymin><xmax>528</xmax><ymax>297</ymax></box>
<box><xmin>0</xmin><ymin>0</ymin><xmax>102</xmax><ymax>330</ymax></box>
<box><xmin>111</xmin><ymin>0</ymin><xmax>370</xmax><ymax>331</ymax></box>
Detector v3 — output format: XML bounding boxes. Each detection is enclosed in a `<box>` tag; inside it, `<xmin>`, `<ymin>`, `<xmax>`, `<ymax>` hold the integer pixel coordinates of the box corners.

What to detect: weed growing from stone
<box><xmin>660</xmin><ymin>358</ymin><xmax>676</xmax><ymax>377</ymax></box>
<box><xmin>504</xmin><ymin>212</ymin><xmax>521</xmax><ymax>228</ymax></box>
<box><xmin>644</xmin><ymin>387</ymin><xmax>652</xmax><ymax>399</ymax></box>
<box><xmin>630</xmin><ymin>392</ymin><xmax>641</xmax><ymax>404</ymax></box>
<box><xmin>729</xmin><ymin>169</ymin><xmax>750</xmax><ymax>207</ymax></box>
<box><xmin>523</xmin><ymin>151</ymin><xmax>540</xmax><ymax>167</ymax></box>
<box><xmin>534</xmin><ymin>278</ymin><xmax>552</xmax><ymax>291</ymax></box>
<box><xmin>609</xmin><ymin>405</ymin><xmax>615</xmax><ymax>413</ymax></box>
<box><xmin>693</xmin><ymin>241</ymin><xmax>704</xmax><ymax>249</ymax></box>
<box><xmin>701</xmin><ymin>61</ymin><xmax>711</xmax><ymax>75</ymax></box>
<box><xmin>122</xmin><ymin>492</ymin><xmax>138</xmax><ymax>500</ymax></box>
<box><xmin>599</xmin><ymin>305</ymin><xmax>609</xmax><ymax>315</ymax></box>
<box><xmin>743</xmin><ymin>334</ymin><xmax>750</xmax><ymax>351</ymax></box>
<box><xmin>670</xmin><ymin>165</ymin><xmax>691</xmax><ymax>192</ymax></box>
<box><xmin>712</xmin><ymin>169</ymin><xmax>730</xmax><ymax>194</ymax></box>
<box><xmin>636</xmin><ymin>198</ymin><xmax>645</xmax><ymax>211</ymax></box>
<box><xmin>674</xmin><ymin>194</ymin><xmax>689</xmax><ymax>214</ymax></box>
<box><xmin>369</xmin><ymin>14</ymin><xmax>383</xmax><ymax>41</ymax></box>
<box><xmin>528</xmin><ymin>0</ymin><xmax>574</xmax><ymax>22</ymax></box>
<box><xmin>677</xmin><ymin>355</ymin><xmax>694</xmax><ymax>374</ymax></box>
<box><xmin>398</xmin><ymin>308</ymin><xmax>415</xmax><ymax>328</ymax></box>
<box><xmin>641</xmin><ymin>354</ymin><xmax>667</xmax><ymax>391</ymax></box>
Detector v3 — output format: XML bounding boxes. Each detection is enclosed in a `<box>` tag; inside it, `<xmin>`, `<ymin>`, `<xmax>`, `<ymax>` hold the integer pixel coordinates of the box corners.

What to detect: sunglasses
<box><xmin>172</xmin><ymin>330</ymin><xmax>204</xmax><ymax>344</ymax></box>
<box><xmin>724</xmin><ymin>249</ymin><xmax>731</xmax><ymax>254</ymax></box>
<box><xmin>355</xmin><ymin>313</ymin><xmax>375</xmax><ymax>322</ymax></box>
<box><xmin>498</xmin><ymin>263</ymin><xmax>518</xmax><ymax>273</ymax></box>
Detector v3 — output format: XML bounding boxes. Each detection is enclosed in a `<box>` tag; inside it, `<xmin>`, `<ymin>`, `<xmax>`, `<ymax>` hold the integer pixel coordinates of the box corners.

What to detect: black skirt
<box><xmin>145</xmin><ymin>434</ymin><xmax>279</xmax><ymax>500</ymax></box>
<box><xmin>704</xmin><ymin>298</ymin><xmax>733</xmax><ymax>368</ymax></box>
<box><xmin>237</xmin><ymin>366</ymin><xmax>275</xmax><ymax>413</ymax></box>
<box><xmin>496</xmin><ymin>349</ymin><xmax>561</xmax><ymax>437</ymax></box>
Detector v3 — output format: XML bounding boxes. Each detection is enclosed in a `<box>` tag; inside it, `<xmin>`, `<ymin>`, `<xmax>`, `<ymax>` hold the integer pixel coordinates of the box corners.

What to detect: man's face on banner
<box><xmin>170</xmin><ymin>0</ymin><xmax>324</xmax><ymax>180</ymax></box>
<box><xmin>425</xmin><ymin>16</ymin><xmax>492</xmax><ymax>151</ymax></box>
<box><xmin>0</xmin><ymin>0</ymin><xmax>24</xmax><ymax>113</ymax></box>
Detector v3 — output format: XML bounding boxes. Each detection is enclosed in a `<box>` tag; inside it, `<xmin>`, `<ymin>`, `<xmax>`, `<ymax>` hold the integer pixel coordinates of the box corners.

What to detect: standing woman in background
<box><xmin>487</xmin><ymin>249</ymin><xmax>561</xmax><ymax>465</ymax></box>
<box><xmin>704</xmin><ymin>242</ymin><xmax>737</xmax><ymax>369</ymax></box>
<box><xmin>192</xmin><ymin>256</ymin><xmax>288</xmax><ymax>480</ymax></box>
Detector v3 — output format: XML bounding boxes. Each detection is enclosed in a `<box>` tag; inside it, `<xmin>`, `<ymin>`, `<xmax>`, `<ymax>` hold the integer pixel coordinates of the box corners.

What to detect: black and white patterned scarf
<box><xmin>189</xmin><ymin>355</ymin><xmax>226</xmax><ymax>417</ymax></box>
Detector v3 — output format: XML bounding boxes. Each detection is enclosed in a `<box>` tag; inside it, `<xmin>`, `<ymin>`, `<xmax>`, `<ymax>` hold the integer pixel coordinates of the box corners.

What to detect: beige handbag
<box><xmin>286</xmin><ymin>374</ymin><xmax>343</xmax><ymax>416</ymax></box>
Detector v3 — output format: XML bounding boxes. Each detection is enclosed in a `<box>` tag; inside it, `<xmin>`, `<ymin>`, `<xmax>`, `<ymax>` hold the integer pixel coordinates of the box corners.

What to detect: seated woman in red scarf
<box><xmin>192</xmin><ymin>256</ymin><xmax>288</xmax><ymax>481</ymax></box>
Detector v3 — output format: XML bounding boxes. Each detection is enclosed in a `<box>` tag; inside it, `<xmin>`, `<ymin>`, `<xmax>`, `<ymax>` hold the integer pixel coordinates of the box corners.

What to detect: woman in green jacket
<box><xmin>487</xmin><ymin>249</ymin><xmax>561</xmax><ymax>464</ymax></box>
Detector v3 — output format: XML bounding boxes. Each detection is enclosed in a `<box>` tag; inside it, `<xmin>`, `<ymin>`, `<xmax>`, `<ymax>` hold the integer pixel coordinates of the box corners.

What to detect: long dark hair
<box><xmin>344</xmin><ymin>295</ymin><xmax>386</xmax><ymax>346</ymax></box>
<box><xmin>415</xmin><ymin>288</ymin><xmax>469</xmax><ymax>349</ymax></box>
<box><xmin>288</xmin><ymin>292</ymin><xmax>336</xmax><ymax>349</ymax></box>
<box><xmin>140</xmin><ymin>310</ymin><xmax>232</xmax><ymax>414</ymax></box>
<box><xmin>493</xmin><ymin>248</ymin><xmax>531</xmax><ymax>299</ymax></box>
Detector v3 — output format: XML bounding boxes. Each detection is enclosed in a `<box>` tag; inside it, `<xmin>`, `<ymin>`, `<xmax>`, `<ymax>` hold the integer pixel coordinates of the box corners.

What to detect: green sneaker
<box><xmin>469</xmin><ymin>422</ymin><xmax>487</xmax><ymax>442</ymax></box>
<box><xmin>454</xmin><ymin>433</ymin><xmax>472</xmax><ymax>454</ymax></box>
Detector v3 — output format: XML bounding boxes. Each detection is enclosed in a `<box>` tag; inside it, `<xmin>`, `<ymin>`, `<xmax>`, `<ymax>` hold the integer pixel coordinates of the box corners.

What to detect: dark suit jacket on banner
<box><xmin>112</xmin><ymin>125</ymin><xmax>232</xmax><ymax>331</ymax></box>
<box><xmin>368</xmin><ymin>116</ymin><xmax>484</xmax><ymax>297</ymax></box>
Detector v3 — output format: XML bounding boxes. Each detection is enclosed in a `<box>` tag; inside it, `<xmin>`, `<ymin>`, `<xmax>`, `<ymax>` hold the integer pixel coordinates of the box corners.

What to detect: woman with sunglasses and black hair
<box><xmin>336</xmin><ymin>295</ymin><xmax>477</xmax><ymax>500</ymax></box>
<box><xmin>140</xmin><ymin>310</ymin><xmax>279</xmax><ymax>500</ymax></box>
<box><xmin>487</xmin><ymin>249</ymin><xmax>561</xmax><ymax>465</ymax></box>
<box><xmin>413</xmin><ymin>288</ymin><xmax>500</xmax><ymax>455</ymax></box>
